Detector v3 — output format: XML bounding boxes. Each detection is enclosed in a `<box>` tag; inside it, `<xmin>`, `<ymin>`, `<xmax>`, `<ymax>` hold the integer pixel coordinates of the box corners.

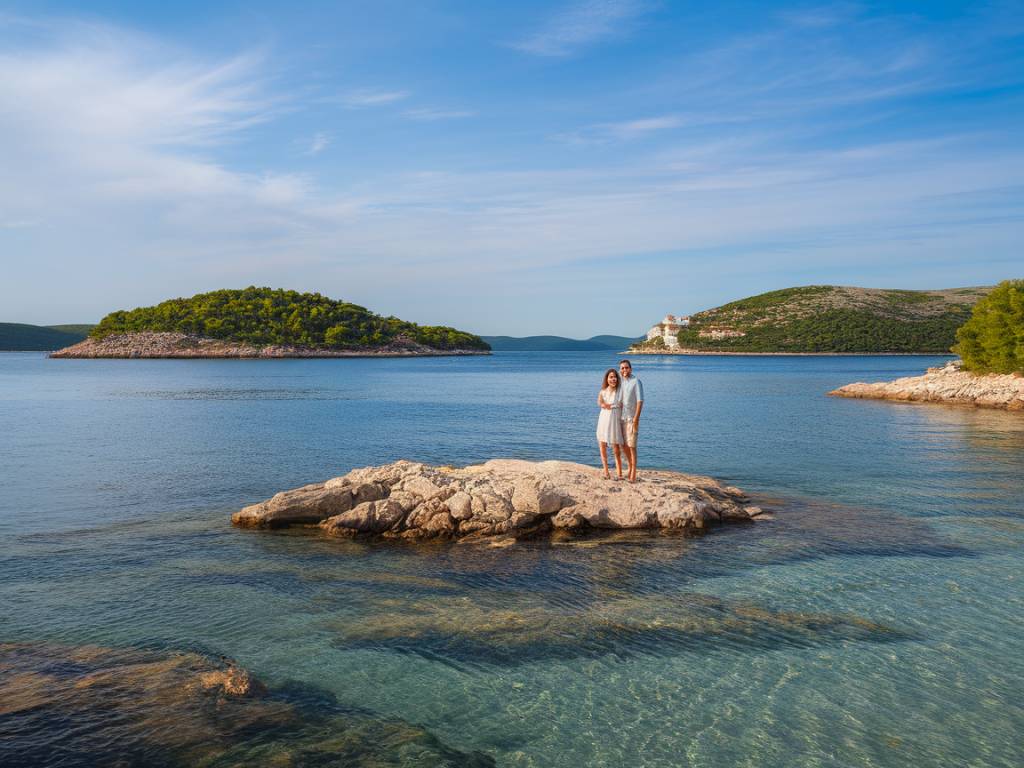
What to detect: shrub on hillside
<box><xmin>953</xmin><ymin>280</ymin><xmax>1024</xmax><ymax>374</ymax></box>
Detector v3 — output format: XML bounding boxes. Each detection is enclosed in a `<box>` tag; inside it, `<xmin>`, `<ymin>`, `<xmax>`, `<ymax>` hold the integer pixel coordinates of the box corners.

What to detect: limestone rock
<box><xmin>320</xmin><ymin>499</ymin><xmax>407</xmax><ymax>536</ymax></box>
<box><xmin>830</xmin><ymin>361</ymin><xmax>1024</xmax><ymax>411</ymax></box>
<box><xmin>233</xmin><ymin>459</ymin><xmax>764</xmax><ymax>540</ymax></box>
<box><xmin>49</xmin><ymin>331</ymin><xmax>490</xmax><ymax>359</ymax></box>
<box><xmin>231</xmin><ymin>483</ymin><xmax>353</xmax><ymax>528</ymax></box>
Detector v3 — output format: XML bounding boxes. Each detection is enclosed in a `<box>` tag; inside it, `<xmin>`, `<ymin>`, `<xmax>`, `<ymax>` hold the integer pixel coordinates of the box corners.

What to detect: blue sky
<box><xmin>1</xmin><ymin>1</ymin><xmax>1022</xmax><ymax>335</ymax></box>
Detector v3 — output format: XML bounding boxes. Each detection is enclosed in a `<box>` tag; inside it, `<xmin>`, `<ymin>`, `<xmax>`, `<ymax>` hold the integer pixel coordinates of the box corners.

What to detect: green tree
<box><xmin>954</xmin><ymin>280</ymin><xmax>1024</xmax><ymax>373</ymax></box>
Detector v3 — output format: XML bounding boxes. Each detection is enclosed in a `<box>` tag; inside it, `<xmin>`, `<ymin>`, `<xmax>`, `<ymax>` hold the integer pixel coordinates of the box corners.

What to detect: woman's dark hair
<box><xmin>602</xmin><ymin>368</ymin><xmax>619</xmax><ymax>389</ymax></box>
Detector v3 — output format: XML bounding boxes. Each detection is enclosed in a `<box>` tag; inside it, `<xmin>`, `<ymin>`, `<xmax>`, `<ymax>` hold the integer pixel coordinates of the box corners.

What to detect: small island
<box><xmin>50</xmin><ymin>287</ymin><xmax>490</xmax><ymax>358</ymax></box>
<box><xmin>232</xmin><ymin>459</ymin><xmax>766</xmax><ymax>541</ymax></box>
<box><xmin>830</xmin><ymin>280</ymin><xmax>1024</xmax><ymax>410</ymax></box>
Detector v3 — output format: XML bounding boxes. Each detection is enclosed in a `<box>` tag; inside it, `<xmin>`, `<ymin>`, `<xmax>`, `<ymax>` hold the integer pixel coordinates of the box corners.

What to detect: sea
<box><xmin>1</xmin><ymin>351</ymin><xmax>1022</xmax><ymax>767</ymax></box>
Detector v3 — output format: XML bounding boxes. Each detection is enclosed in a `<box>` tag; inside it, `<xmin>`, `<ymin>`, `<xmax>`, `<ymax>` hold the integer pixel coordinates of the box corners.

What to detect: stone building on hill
<box><xmin>645</xmin><ymin>314</ymin><xmax>690</xmax><ymax>348</ymax></box>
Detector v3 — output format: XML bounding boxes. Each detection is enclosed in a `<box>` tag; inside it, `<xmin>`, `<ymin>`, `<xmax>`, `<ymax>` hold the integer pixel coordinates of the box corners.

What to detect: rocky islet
<box><xmin>830</xmin><ymin>360</ymin><xmax>1024</xmax><ymax>410</ymax></box>
<box><xmin>232</xmin><ymin>459</ymin><xmax>766</xmax><ymax>540</ymax></box>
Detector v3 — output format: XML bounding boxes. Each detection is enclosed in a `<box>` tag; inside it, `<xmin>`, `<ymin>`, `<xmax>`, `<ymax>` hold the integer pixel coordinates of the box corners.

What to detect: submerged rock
<box><xmin>830</xmin><ymin>361</ymin><xmax>1024</xmax><ymax>410</ymax></box>
<box><xmin>329</xmin><ymin>592</ymin><xmax>905</xmax><ymax>666</ymax></box>
<box><xmin>232</xmin><ymin>459</ymin><xmax>763</xmax><ymax>539</ymax></box>
<box><xmin>0</xmin><ymin>641</ymin><xmax>493</xmax><ymax>767</ymax></box>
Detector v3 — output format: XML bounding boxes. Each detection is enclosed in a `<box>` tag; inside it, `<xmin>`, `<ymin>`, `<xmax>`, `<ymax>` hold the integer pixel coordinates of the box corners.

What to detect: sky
<box><xmin>1</xmin><ymin>1</ymin><xmax>1023</xmax><ymax>336</ymax></box>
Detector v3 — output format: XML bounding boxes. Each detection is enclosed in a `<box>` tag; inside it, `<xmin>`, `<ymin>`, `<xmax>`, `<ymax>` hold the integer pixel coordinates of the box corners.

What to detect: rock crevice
<box><xmin>232</xmin><ymin>459</ymin><xmax>765</xmax><ymax>540</ymax></box>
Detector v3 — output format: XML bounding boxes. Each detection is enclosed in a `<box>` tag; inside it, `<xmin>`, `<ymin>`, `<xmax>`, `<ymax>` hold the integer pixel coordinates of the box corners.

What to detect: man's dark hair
<box><xmin>619</xmin><ymin>359</ymin><xmax>632</xmax><ymax>368</ymax></box>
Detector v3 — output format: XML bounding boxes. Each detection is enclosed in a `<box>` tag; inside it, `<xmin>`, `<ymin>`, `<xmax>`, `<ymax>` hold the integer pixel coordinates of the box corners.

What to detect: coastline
<box><xmin>625</xmin><ymin>348</ymin><xmax>954</xmax><ymax>357</ymax></box>
<box><xmin>49</xmin><ymin>332</ymin><xmax>490</xmax><ymax>359</ymax></box>
<box><xmin>830</xmin><ymin>361</ymin><xmax>1024</xmax><ymax>410</ymax></box>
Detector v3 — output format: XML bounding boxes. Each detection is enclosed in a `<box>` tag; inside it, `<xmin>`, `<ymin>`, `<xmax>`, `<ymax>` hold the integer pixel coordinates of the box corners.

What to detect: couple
<box><xmin>596</xmin><ymin>359</ymin><xmax>644</xmax><ymax>482</ymax></box>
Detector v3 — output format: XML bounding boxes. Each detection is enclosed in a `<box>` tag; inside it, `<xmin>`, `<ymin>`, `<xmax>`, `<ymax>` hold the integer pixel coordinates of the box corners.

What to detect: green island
<box><xmin>635</xmin><ymin>285</ymin><xmax>993</xmax><ymax>354</ymax></box>
<box><xmin>49</xmin><ymin>287</ymin><xmax>490</xmax><ymax>357</ymax></box>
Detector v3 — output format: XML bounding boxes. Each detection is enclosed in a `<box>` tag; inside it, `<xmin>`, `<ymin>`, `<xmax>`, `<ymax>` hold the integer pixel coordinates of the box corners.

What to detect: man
<box><xmin>618</xmin><ymin>359</ymin><xmax>644</xmax><ymax>483</ymax></box>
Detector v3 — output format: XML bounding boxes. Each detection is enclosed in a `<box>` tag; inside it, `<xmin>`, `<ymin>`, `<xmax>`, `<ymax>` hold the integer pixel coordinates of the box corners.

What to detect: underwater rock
<box><xmin>0</xmin><ymin>641</ymin><xmax>494</xmax><ymax>767</ymax></box>
<box><xmin>830</xmin><ymin>361</ymin><xmax>1024</xmax><ymax>410</ymax></box>
<box><xmin>328</xmin><ymin>592</ymin><xmax>905</xmax><ymax>666</ymax></box>
<box><xmin>233</xmin><ymin>459</ymin><xmax>763</xmax><ymax>539</ymax></box>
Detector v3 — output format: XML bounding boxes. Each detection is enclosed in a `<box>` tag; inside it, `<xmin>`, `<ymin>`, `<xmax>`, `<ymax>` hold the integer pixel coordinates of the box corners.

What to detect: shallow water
<box><xmin>1</xmin><ymin>352</ymin><xmax>1022</xmax><ymax>767</ymax></box>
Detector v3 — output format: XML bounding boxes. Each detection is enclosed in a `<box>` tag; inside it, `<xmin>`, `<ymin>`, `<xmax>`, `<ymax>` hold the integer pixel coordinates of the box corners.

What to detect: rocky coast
<box><xmin>49</xmin><ymin>331</ymin><xmax>490</xmax><ymax>358</ymax></box>
<box><xmin>628</xmin><ymin>348</ymin><xmax>932</xmax><ymax>356</ymax></box>
<box><xmin>232</xmin><ymin>459</ymin><xmax>766</xmax><ymax>540</ymax></box>
<box><xmin>830</xmin><ymin>361</ymin><xmax>1024</xmax><ymax>410</ymax></box>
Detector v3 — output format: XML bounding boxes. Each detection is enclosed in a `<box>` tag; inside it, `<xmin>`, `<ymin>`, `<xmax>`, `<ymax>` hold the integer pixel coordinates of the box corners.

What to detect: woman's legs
<box><xmin>612</xmin><ymin>443</ymin><xmax>624</xmax><ymax>478</ymax></box>
<box><xmin>599</xmin><ymin>441</ymin><xmax>611</xmax><ymax>478</ymax></box>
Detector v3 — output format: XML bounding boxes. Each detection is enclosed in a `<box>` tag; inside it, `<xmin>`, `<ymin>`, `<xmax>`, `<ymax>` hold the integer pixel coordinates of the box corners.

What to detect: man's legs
<box><xmin>625</xmin><ymin>420</ymin><xmax>638</xmax><ymax>482</ymax></box>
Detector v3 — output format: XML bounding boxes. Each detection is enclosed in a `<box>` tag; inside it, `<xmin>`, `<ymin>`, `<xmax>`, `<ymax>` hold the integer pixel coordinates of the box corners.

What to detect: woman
<box><xmin>596</xmin><ymin>368</ymin><xmax>625</xmax><ymax>479</ymax></box>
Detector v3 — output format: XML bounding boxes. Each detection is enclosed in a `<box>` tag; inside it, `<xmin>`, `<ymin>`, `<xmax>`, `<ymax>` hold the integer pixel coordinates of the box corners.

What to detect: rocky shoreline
<box><xmin>829</xmin><ymin>361</ymin><xmax>1024</xmax><ymax>410</ymax></box>
<box><xmin>49</xmin><ymin>331</ymin><xmax>490</xmax><ymax>358</ymax></box>
<box><xmin>232</xmin><ymin>459</ymin><xmax>766</xmax><ymax>541</ymax></box>
<box><xmin>629</xmin><ymin>347</ymin><xmax>951</xmax><ymax>356</ymax></box>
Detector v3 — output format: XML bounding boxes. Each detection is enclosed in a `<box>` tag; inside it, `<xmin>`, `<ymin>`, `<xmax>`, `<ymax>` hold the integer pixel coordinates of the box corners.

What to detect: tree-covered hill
<box><xmin>89</xmin><ymin>287</ymin><xmax>490</xmax><ymax>351</ymax></box>
<box><xmin>954</xmin><ymin>280</ymin><xmax>1024</xmax><ymax>373</ymax></box>
<box><xmin>635</xmin><ymin>285</ymin><xmax>994</xmax><ymax>353</ymax></box>
<box><xmin>0</xmin><ymin>323</ymin><xmax>93</xmax><ymax>351</ymax></box>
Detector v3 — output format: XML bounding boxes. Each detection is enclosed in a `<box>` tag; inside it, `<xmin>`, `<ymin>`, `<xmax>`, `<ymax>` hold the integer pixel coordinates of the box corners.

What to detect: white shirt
<box><xmin>620</xmin><ymin>375</ymin><xmax>644</xmax><ymax>420</ymax></box>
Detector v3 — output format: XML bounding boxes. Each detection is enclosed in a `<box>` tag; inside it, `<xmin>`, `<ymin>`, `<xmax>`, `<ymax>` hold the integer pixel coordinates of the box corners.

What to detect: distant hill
<box><xmin>483</xmin><ymin>335</ymin><xmax>641</xmax><ymax>351</ymax></box>
<box><xmin>47</xmin><ymin>324</ymin><xmax>97</xmax><ymax>336</ymax></box>
<box><xmin>634</xmin><ymin>285</ymin><xmax>994</xmax><ymax>353</ymax></box>
<box><xmin>0</xmin><ymin>323</ymin><xmax>94</xmax><ymax>351</ymax></box>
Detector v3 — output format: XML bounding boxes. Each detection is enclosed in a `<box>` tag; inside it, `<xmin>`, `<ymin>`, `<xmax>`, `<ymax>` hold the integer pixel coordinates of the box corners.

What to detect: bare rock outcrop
<box><xmin>232</xmin><ymin>459</ymin><xmax>765</xmax><ymax>540</ymax></box>
<box><xmin>49</xmin><ymin>332</ymin><xmax>489</xmax><ymax>358</ymax></box>
<box><xmin>830</xmin><ymin>361</ymin><xmax>1024</xmax><ymax>411</ymax></box>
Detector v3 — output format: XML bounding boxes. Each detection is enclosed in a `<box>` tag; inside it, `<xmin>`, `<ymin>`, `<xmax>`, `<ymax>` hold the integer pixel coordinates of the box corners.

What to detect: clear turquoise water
<box><xmin>1</xmin><ymin>352</ymin><xmax>1022</xmax><ymax>767</ymax></box>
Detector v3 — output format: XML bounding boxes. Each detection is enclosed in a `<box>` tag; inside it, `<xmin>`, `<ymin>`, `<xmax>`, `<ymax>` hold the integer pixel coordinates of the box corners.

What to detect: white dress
<box><xmin>596</xmin><ymin>387</ymin><xmax>625</xmax><ymax>444</ymax></box>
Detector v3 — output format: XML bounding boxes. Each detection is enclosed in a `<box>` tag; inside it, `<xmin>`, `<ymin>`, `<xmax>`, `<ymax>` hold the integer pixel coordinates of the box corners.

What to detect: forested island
<box><xmin>50</xmin><ymin>287</ymin><xmax>490</xmax><ymax>358</ymax></box>
<box><xmin>633</xmin><ymin>285</ymin><xmax>992</xmax><ymax>354</ymax></box>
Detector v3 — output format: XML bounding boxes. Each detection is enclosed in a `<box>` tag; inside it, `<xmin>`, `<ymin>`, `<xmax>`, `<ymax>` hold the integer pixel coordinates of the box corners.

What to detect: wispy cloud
<box><xmin>338</xmin><ymin>88</ymin><xmax>409</xmax><ymax>107</ymax></box>
<box><xmin>0</xmin><ymin>219</ymin><xmax>40</xmax><ymax>229</ymax></box>
<box><xmin>510</xmin><ymin>0</ymin><xmax>650</xmax><ymax>57</ymax></box>
<box><xmin>0</xmin><ymin>20</ymin><xmax>310</xmax><ymax>243</ymax></box>
<box><xmin>305</xmin><ymin>132</ymin><xmax>330</xmax><ymax>155</ymax></box>
<box><xmin>404</xmin><ymin>107</ymin><xmax>476</xmax><ymax>121</ymax></box>
<box><xmin>557</xmin><ymin>114</ymin><xmax>693</xmax><ymax>144</ymax></box>
<box><xmin>778</xmin><ymin>3</ymin><xmax>862</xmax><ymax>29</ymax></box>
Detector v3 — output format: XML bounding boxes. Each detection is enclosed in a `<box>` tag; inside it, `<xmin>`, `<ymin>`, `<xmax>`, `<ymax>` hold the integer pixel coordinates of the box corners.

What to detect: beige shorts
<box><xmin>623</xmin><ymin>420</ymin><xmax>638</xmax><ymax>448</ymax></box>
